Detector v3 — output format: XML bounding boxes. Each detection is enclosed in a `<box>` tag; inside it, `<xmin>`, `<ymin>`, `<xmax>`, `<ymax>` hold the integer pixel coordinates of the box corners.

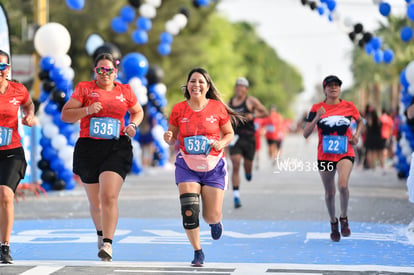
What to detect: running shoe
<box><xmin>1</xmin><ymin>245</ymin><xmax>13</xmax><ymax>264</ymax></box>
<box><xmin>191</xmin><ymin>249</ymin><xmax>205</xmax><ymax>267</ymax></box>
<box><xmin>330</xmin><ymin>218</ymin><xmax>341</xmax><ymax>242</ymax></box>
<box><xmin>340</xmin><ymin>216</ymin><xmax>351</xmax><ymax>237</ymax></box>
<box><xmin>210</xmin><ymin>222</ymin><xmax>223</xmax><ymax>240</ymax></box>
<box><xmin>234</xmin><ymin>197</ymin><xmax>242</xmax><ymax>208</ymax></box>
<box><xmin>97</xmin><ymin>235</ymin><xmax>104</xmax><ymax>249</ymax></box>
<box><xmin>98</xmin><ymin>242</ymin><xmax>112</xmax><ymax>262</ymax></box>
<box><xmin>245</xmin><ymin>173</ymin><xmax>252</xmax><ymax>181</ymax></box>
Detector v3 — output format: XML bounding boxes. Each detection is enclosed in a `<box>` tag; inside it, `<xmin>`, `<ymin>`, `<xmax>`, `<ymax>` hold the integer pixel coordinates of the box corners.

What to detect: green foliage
<box><xmin>3</xmin><ymin>0</ymin><xmax>303</xmax><ymax>116</ymax></box>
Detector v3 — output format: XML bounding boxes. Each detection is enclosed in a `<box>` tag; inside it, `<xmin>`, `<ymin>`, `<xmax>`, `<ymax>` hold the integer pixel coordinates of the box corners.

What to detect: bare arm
<box><xmin>164</xmin><ymin>124</ymin><xmax>179</xmax><ymax>146</ymax></box>
<box><xmin>61</xmin><ymin>98</ymin><xmax>89</xmax><ymax>123</ymax></box>
<box><xmin>124</xmin><ymin>102</ymin><xmax>144</xmax><ymax>137</ymax></box>
<box><xmin>21</xmin><ymin>98</ymin><xmax>35</xmax><ymax>127</ymax></box>
<box><xmin>211</xmin><ymin>121</ymin><xmax>234</xmax><ymax>151</ymax></box>
<box><xmin>350</xmin><ymin>116</ymin><xmax>364</xmax><ymax>145</ymax></box>
<box><xmin>252</xmin><ymin>97</ymin><xmax>269</xmax><ymax>118</ymax></box>
<box><xmin>303</xmin><ymin>107</ymin><xmax>325</xmax><ymax>139</ymax></box>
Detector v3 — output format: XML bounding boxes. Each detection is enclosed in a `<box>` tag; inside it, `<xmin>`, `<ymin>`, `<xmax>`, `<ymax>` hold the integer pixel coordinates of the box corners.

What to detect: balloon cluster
<box><xmin>399</xmin><ymin>2</ymin><xmax>414</xmax><ymax>43</ymax></box>
<box><xmin>157</xmin><ymin>8</ymin><xmax>189</xmax><ymax>56</ymax></box>
<box><xmin>300</xmin><ymin>0</ymin><xmax>394</xmax><ymax>64</ymax></box>
<box><xmin>120</xmin><ymin>54</ymin><xmax>170</xmax><ymax>171</ymax></box>
<box><xmin>394</xmin><ymin>67</ymin><xmax>414</xmax><ymax>178</ymax></box>
<box><xmin>34</xmin><ymin>23</ymin><xmax>77</xmax><ymax>191</ymax></box>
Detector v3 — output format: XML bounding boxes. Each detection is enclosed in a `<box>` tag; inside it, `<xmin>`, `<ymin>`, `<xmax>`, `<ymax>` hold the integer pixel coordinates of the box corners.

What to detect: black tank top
<box><xmin>229</xmin><ymin>97</ymin><xmax>255</xmax><ymax>136</ymax></box>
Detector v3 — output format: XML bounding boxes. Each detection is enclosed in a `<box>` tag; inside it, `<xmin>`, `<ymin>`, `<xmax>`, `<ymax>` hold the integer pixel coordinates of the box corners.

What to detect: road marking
<box><xmin>20</xmin><ymin>265</ymin><xmax>64</xmax><ymax>275</ymax></box>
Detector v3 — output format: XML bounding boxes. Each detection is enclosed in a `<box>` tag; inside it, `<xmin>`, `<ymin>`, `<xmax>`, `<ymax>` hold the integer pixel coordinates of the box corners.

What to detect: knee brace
<box><xmin>180</xmin><ymin>193</ymin><xmax>200</xmax><ymax>230</ymax></box>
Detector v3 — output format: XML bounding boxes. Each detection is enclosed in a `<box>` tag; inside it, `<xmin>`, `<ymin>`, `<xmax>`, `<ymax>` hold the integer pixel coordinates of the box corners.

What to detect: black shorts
<box><xmin>267</xmin><ymin>139</ymin><xmax>282</xmax><ymax>149</ymax></box>
<box><xmin>229</xmin><ymin>134</ymin><xmax>256</xmax><ymax>161</ymax></box>
<box><xmin>317</xmin><ymin>156</ymin><xmax>355</xmax><ymax>171</ymax></box>
<box><xmin>73</xmin><ymin>136</ymin><xmax>133</xmax><ymax>183</ymax></box>
<box><xmin>0</xmin><ymin>147</ymin><xmax>27</xmax><ymax>193</ymax></box>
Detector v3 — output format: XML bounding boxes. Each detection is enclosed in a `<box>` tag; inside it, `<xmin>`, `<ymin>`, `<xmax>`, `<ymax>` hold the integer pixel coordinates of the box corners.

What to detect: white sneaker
<box><xmin>98</xmin><ymin>242</ymin><xmax>112</xmax><ymax>262</ymax></box>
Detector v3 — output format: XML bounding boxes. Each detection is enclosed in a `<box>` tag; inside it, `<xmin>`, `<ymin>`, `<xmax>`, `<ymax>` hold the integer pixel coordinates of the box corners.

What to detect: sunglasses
<box><xmin>94</xmin><ymin>66</ymin><xmax>115</xmax><ymax>75</ymax></box>
<box><xmin>0</xmin><ymin>63</ymin><xmax>10</xmax><ymax>71</ymax></box>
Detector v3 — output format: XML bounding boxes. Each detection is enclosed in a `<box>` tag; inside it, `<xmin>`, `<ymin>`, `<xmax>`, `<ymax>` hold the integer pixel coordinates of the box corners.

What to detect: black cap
<box><xmin>322</xmin><ymin>75</ymin><xmax>342</xmax><ymax>89</ymax></box>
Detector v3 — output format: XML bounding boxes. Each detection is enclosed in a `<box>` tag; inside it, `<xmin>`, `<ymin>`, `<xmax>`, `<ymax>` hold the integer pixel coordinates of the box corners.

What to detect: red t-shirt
<box><xmin>306</xmin><ymin>100</ymin><xmax>360</xmax><ymax>162</ymax></box>
<box><xmin>71</xmin><ymin>81</ymin><xmax>138</xmax><ymax>139</ymax></box>
<box><xmin>265</xmin><ymin>112</ymin><xmax>284</xmax><ymax>141</ymax></box>
<box><xmin>0</xmin><ymin>81</ymin><xmax>30</xmax><ymax>150</ymax></box>
<box><xmin>168</xmin><ymin>99</ymin><xmax>230</xmax><ymax>156</ymax></box>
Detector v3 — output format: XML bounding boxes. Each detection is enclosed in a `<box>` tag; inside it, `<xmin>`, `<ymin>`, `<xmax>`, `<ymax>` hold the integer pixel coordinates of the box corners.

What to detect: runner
<box><xmin>61</xmin><ymin>53</ymin><xmax>144</xmax><ymax>261</ymax></box>
<box><xmin>303</xmin><ymin>75</ymin><xmax>364</xmax><ymax>242</ymax></box>
<box><xmin>0</xmin><ymin>49</ymin><xmax>35</xmax><ymax>263</ymax></box>
<box><xmin>228</xmin><ymin>77</ymin><xmax>268</xmax><ymax>208</ymax></box>
<box><xmin>164</xmin><ymin>67</ymin><xmax>242</xmax><ymax>266</ymax></box>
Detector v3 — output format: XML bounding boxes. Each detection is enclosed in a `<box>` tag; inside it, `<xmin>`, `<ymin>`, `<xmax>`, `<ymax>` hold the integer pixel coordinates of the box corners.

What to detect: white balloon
<box><xmin>139</xmin><ymin>3</ymin><xmax>157</xmax><ymax>18</ymax></box>
<box><xmin>58</xmin><ymin>145</ymin><xmax>73</xmax><ymax>161</ymax></box>
<box><xmin>409</xmin><ymin>85</ymin><xmax>414</xmax><ymax>96</ymax></box>
<box><xmin>128</xmin><ymin>77</ymin><xmax>148</xmax><ymax>105</ymax></box>
<box><xmin>173</xmin><ymin>13</ymin><xmax>188</xmax><ymax>29</ymax></box>
<box><xmin>51</xmin><ymin>134</ymin><xmax>68</xmax><ymax>149</ymax></box>
<box><xmin>39</xmin><ymin>112</ymin><xmax>52</xmax><ymax>125</ymax></box>
<box><xmin>146</xmin><ymin>0</ymin><xmax>162</xmax><ymax>8</ymax></box>
<box><xmin>34</xmin><ymin>22</ymin><xmax>71</xmax><ymax>57</ymax></box>
<box><xmin>330</xmin><ymin>11</ymin><xmax>340</xmax><ymax>22</ymax></box>
<box><xmin>43</xmin><ymin>123</ymin><xmax>60</xmax><ymax>139</ymax></box>
<box><xmin>85</xmin><ymin>34</ymin><xmax>104</xmax><ymax>56</ymax></box>
<box><xmin>128</xmin><ymin>77</ymin><xmax>142</xmax><ymax>89</ymax></box>
<box><xmin>62</xmin><ymin>67</ymin><xmax>75</xmax><ymax>80</ymax></box>
<box><xmin>53</xmin><ymin>54</ymin><xmax>72</xmax><ymax>68</ymax></box>
<box><xmin>166</xmin><ymin>20</ymin><xmax>180</xmax><ymax>36</ymax></box>
<box><xmin>406</xmin><ymin>60</ymin><xmax>414</xmax><ymax>85</ymax></box>
<box><xmin>343</xmin><ymin>16</ymin><xmax>353</xmax><ymax>28</ymax></box>
<box><xmin>154</xmin><ymin>83</ymin><xmax>167</xmax><ymax>96</ymax></box>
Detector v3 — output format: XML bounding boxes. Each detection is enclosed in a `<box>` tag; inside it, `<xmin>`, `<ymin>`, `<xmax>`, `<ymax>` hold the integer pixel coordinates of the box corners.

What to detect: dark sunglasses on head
<box><xmin>0</xmin><ymin>63</ymin><xmax>10</xmax><ymax>71</ymax></box>
<box><xmin>94</xmin><ymin>66</ymin><xmax>114</xmax><ymax>75</ymax></box>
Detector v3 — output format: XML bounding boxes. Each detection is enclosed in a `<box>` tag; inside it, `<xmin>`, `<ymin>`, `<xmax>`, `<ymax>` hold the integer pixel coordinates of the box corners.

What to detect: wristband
<box><xmin>85</xmin><ymin>107</ymin><xmax>89</xmax><ymax>115</ymax></box>
<box><xmin>129</xmin><ymin>122</ymin><xmax>137</xmax><ymax>130</ymax></box>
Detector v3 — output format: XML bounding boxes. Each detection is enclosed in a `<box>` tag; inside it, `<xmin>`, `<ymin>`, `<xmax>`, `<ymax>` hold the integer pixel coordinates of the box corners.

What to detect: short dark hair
<box><xmin>94</xmin><ymin>53</ymin><xmax>117</xmax><ymax>68</ymax></box>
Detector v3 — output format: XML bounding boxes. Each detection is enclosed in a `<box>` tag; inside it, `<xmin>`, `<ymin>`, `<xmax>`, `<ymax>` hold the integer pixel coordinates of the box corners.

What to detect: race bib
<box><xmin>0</xmin><ymin>126</ymin><xmax>12</xmax><ymax>146</ymax></box>
<box><xmin>322</xmin><ymin>135</ymin><xmax>348</xmax><ymax>154</ymax></box>
<box><xmin>266</xmin><ymin>125</ymin><xmax>275</xmax><ymax>132</ymax></box>
<box><xmin>90</xmin><ymin>117</ymin><xmax>120</xmax><ymax>139</ymax></box>
<box><xmin>184</xmin><ymin>135</ymin><xmax>212</xmax><ymax>156</ymax></box>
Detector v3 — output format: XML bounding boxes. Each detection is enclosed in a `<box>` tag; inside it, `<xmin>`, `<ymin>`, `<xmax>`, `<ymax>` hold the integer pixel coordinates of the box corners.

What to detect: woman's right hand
<box><xmin>164</xmin><ymin>130</ymin><xmax>174</xmax><ymax>145</ymax></box>
<box><xmin>88</xmin><ymin>102</ymin><xmax>103</xmax><ymax>115</ymax></box>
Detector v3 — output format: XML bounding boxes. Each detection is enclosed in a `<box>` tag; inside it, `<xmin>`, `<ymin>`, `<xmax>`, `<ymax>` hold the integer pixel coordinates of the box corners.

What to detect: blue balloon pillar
<box><xmin>37</xmin><ymin>56</ymin><xmax>77</xmax><ymax>191</ymax></box>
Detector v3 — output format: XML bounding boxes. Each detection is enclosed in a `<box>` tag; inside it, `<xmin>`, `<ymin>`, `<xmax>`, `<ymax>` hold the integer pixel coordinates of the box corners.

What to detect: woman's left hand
<box><xmin>124</xmin><ymin>124</ymin><xmax>137</xmax><ymax>138</ymax></box>
<box><xmin>350</xmin><ymin>134</ymin><xmax>359</xmax><ymax>145</ymax></box>
<box><xmin>22</xmin><ymin>114</ymin><xmax>35</xmax><ymax>127</ymax></box>
<box><xmin>210</xmin><ymin>140</ymin><xmax>223</xmax><ymax>151</ymax></box>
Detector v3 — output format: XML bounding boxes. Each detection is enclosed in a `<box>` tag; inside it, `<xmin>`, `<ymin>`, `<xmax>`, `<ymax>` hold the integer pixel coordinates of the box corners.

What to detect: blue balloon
<box><xmin>44</xmin><ymin>101</ymin><xmax>59</xmax><ymax>115</ymax></box>
<box><xmin>121</xmin><ymin>52</ymin><xmax>149</xmax><ymax>79</ymax></box>
<box><xmin>40</xmin><ymin>56</ymin><xmax>55</xmax><ymax>72</ymax></box>
<box><xmin>65</xmin><ymin>179</ymin><xmax>77</xmax><ymax>190</ymax></box>
<box><xmin>400</xmin><ymin>26</ymin><xmax>413</xmax><ymax>42</ymax></box>
<box><xmin>157</xmin><ymin>43</ymin><xmax>171</xmax><ymax>56</ymax></box>
<box><xmin>317</xmin><ymin>6</ymin><xmax>325</xmax><ymax>15</ymax></box>
<box><xmin>401</xmin><ymin>69</ymin><xmax>410</xmax><ymax>88</ymax></box>
<box><xmin>196</xmin><ymin>0</ymin><xmax>210</xmax><ymax>7</ymax></box>
<box><xmin>56</xmin><ymin>78</ymin><xmax>73</xmax><ymax>92</ymax></box>
<box><xmin>159</xmin><ymin>32</ymin><xmax>173</xmax><ymax>44</ymax></box>
<box><xmin>373</xmin><ymin>50</ymin><xmax>383</xmax><ymax>64</ymax></box>
<box><xmin>408</xmin><ymin>3</ymin><xmax>414</xmax><ymax>21</ymax></box>
<box><xmin>42</xmin><ymin>146</ymin><xmax>58</xmax><ymax>161</ymax></box>
<box><xmin>50</xmin><ymin>157</ymin><xmax>65</xmax><ymax>173</ymax></box>
<box><xmin>383</xmin><ymin>49</ymin><xmax>394</xmax><ymax>64</ymax></box>
<box><xmin>379</xmin><ymin>2</ymin><xmax>391</xmax><ymax>17</ymax></box>
<box><xmin>120</xmin><ymin>5</ymin><xmax>136</xmax><ymax>23</ymax></box>
<box><xmin>66</xmin><ymin>0</ymin><xmax>84</xmax><ymax>10</ymax></box>
<box><xmin>364</xmin><ymin>43</ymin><xmax>373</xmax><ymax>55</ymax></box>
<box><xmin>111</xmin><ymin>17</ymin><xmax>129</xmax><ymax>33</ymax></box>
<box><xmin>39</xmin><ymin>91</ymin><xmax>50</xmax><ymax>103</ymax></box>
<box><xmin>132</xmin><ymin>29</ymin><xmax>148</xmax><ymax>44</ymax></box>
<box><xmin>370</xmin><ymin>37</ymin><xmax>382</xmax><ymax>50</ymax></box>
<box><xmin>49</xmin><ymin>67</ymin><xmax>64</xmax><ymax>82</ymax></box>
<box><xmin>40</xmin><ymin>136</ymin><xmax>51</xmax><ymax>148</ymax></box>
<box><xmin>326</xmin><ymin>0</ymin><xmax>336</xmax><ymax>11</ymax></box>
<box><xmin>136</xmin><ymin>17</ymin><xmax>152</xmax><ymax>31</ymax></box>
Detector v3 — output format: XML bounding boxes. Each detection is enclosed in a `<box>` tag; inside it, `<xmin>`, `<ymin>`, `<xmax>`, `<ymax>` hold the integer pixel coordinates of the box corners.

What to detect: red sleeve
<box><xmin>218</xmin><ymin>101</ymin><xmax>230</xmax><ymax>126</ymax></box>
<box><xmin>168</xmin><ymin>103</ymin><xmax>181</xmax><ymax>128</ymax></box>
